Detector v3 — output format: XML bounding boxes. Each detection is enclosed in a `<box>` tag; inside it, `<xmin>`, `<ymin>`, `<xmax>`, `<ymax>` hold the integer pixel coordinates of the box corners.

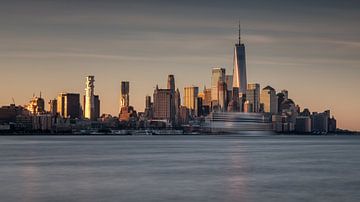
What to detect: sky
<box><xmin>0</xmin><ymin>0</ymin><xmax>359</xmax><ymax>131</ymax></box>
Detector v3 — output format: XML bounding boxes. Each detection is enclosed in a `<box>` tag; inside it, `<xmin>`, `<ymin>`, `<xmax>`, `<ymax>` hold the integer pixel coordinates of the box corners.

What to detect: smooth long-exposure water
<box><xmin>0</xmin><ymin>135</ymin><xmax>359</xmax><ymax>202</ymax></box>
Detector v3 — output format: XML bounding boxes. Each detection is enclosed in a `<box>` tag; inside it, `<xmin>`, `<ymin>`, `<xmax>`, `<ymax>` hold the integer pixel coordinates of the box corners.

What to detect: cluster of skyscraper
<box><xmin>0</xmin><ymin>24</ymin><xmax>338</xmax><ymax>134</ymax></box>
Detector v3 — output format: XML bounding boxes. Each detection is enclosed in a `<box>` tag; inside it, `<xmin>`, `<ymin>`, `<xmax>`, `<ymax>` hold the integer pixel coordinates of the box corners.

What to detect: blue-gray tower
<box><xmin>232</xmin><ymin>23</ymin><xmax>247</xmax><ymax>95</ymax></box>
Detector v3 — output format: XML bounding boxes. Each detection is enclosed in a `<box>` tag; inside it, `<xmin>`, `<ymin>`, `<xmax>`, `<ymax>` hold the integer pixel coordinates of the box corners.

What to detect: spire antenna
<box><xmin>238</xmin><ymin>20</ymin><xmax>241</xmax><ymax>44</ymax></box>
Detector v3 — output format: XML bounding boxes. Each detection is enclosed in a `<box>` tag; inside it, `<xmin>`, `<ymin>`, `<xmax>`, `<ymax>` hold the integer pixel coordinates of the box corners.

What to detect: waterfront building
<box><xmin>32</xmin><ymin>114</ymin><xmax>53</xmax><ymax>131</ymax></box>
<box><xmin>184</xmin><ymin>86</ymin><xmax>199</xmax><ymax>111</ymax></box>
<box><xmin>232</xmin><ymin>23</ymin><xmax>247</xmax><ymax>95</ymax></box>
<box><xmin>84</xmin><ymin>76</ymin><xmax>95</xmax><ymax>120</ymax></box>
<box><xmin>328</xmin><ymin>116</ymin><xmax>337</xmax><ymax>132</ymax></box>
<box><xmin>0</xmin><ymin>105</ymin><xmax>30</xmax><ymax>123</ymax></box>
<box><xmin>260</xmin><ymin>86</ymin><xmax>278</xmax><ymax>114</ymax></box>
<box><xmin>119</xmin><ymin>81</ymin><xmax>130</xmax><ymax>110</ymax></box>
<box><xmin>295</xmin><ymin>116</ymin><xmax>312</xmax><ymax>133</ymax></box>
<box><xmin>211</xmin><ymin>67</ymin><xmax>225</xmax><ymax>103</ymax></box>
<box><xmin>311</xmin><ymin>110</ymin><xmax>330</xmax><ymax>133</ymax></box>
<box><xmin>246</xmin><ymin>83</ymin><xmax>260</xmax><ymax>113</ymax></box>
<box><xmin>57</xmin><ymin>93</ymin><xmax>81</xmax><ymax>119</ymax></box>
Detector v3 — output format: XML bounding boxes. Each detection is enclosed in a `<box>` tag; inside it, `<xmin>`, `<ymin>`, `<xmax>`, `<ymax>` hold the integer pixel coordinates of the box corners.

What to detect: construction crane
<box><xmin>11</xmin><ymin>97</ymin><xmax>16</xmax><ymax>105</ymax></box>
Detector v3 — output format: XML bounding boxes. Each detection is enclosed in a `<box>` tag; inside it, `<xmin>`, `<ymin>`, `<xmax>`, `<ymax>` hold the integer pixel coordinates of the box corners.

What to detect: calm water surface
<box><xmin>0</xmin><ymin>135</ymin><xmax>359</xmax><ymax>202</ymax></box>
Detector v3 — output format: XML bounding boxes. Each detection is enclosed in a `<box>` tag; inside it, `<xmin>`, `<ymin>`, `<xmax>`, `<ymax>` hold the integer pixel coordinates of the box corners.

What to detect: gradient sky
<box><xmin>0</xmin><ymin>0</ymin><xmax>359</xmax><ymax>131</ymax></box>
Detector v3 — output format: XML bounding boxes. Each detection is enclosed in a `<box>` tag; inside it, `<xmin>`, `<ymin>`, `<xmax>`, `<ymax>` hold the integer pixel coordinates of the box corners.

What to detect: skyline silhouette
<box><xmin>0</xmin><ymin>0</ymin><xmax>359</xmax><ymax>130</ymax></box>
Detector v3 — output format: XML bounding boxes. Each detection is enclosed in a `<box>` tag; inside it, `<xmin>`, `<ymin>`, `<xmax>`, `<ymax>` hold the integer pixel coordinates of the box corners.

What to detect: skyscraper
<box><xmin>84</xmin><ymin>76</ymin><xmax>95</xmax><ymax>120</ymax></box>
<box><xmin>167</xmin><ymin>75</ymin><xmax>175</xmax><ymax>93</ymax></box>
<box><xmin>217</xmin><ymin>81</ymin><xmax>227</xmax><ymax>112</ymax></box>
<box><xmin>25</xmin><ymin>94</ymin><xmax>45</xmax><ymax>115</ymax></box>
<box><xmin>120</xmin><ymin>81</ymin><xmax>130</xmax><ymax>111</ymax></box>
<box><xmin>152</xmin><ymin>75</ymin><xmax>178</xmax><ymax>124</ymax></box>
<box><xmin>211</xmin><ymin>67</ymin><xmax>225</xmax><ymax>103</ymax></box>
<box><xmin>225</xmin><ymin>75</ymin><xmax>233</xmax><ymax>91</ymax></box>
<box><xmin>260</xmin><ymin>86</ymin><xmax>278</xmax><ymax>114</ymax></box>
<box><xmin>184</xmin><ymin>86</ymin><xmax>199</xmax><ymax>111</ymax></box>
<box><xmin>167</xmin><ymin>75</ymin><xmax>176</xmax><ymax>124</ymax></box>
<box><xmin>246</xmin><ymin>83</ymin><xmax>260</xmax><ymax>113</ymax></box>
<box><xmin>201</xmin><ymin>87</ymin><xmax>212</xmax><ymax>107</ymax></box>
<box><xmin>57</xmin><ymin>93</ymin><xmax>80</xmax><ymax>119</ymax></box>
<box><xmin>153</xmin><ymin>85</ymin><xmax>172</xmax><ymax>121</ymax></box>
<box><xmin>232</xmin><ymin>23</ymin><xmax>247</xmax><ymax>95</ymax></box>
<box><xmin>94</xmin><ymin>95</ymin><xmax>100</xmax><ymax>119</ymax></box>
<box><xmin>48</xmin><ymin>99</ymin><xmax>57</xmax><ymax>116</ymax></box>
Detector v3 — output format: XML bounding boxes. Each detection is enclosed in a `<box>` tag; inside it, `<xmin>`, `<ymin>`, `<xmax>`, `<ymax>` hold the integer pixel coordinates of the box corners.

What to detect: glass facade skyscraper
<box><xmin>232</xmin><ymin>23</ymin><xmax>247</xmax><ymax>95</ymax></box>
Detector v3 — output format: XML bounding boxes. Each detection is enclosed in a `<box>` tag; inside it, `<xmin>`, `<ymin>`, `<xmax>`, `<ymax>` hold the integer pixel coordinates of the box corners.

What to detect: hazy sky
<box><xmin>0</xmin><ymin>0</ymin><xmax>359</xmax><ymax>131</ymax></box>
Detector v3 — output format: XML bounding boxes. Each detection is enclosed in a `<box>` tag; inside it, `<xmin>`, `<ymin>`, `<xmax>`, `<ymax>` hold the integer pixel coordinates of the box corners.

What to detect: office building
<box><xmin>57</xmin><ymin>93</ymin><xmax>80</xmax><ymax>119</ymax></box>
<box><xmin>211</xmin><ymin>67</ymin><xmax>225</xmax><ymax>103</ymax></box>
<box><xmin>48</xmin><ymin>99</ymin><xmax>57</xmax><ymax>116</ymax></box>
<box><xmin>144</xmin><ymin>95</ymin><xmax>153</xmax><ymax>119</ymax></box>
<box><xmin>260</xmin><ymin>86</ymin><xmax>278</xmax><ymax>114</ymax></box>
<box><xmin>184</xmin><ymin>86</ymin><xmax>199</xmax><ymax>111</ymax></box>
<box><xmin>94</xmin><ymin>95</ymin><xmax>100</xmax><ymax>120</ymax></box>
<box><xmin>225</xmin><ymin>75</ymin><xmax>233</xmax><ymax>91</ymax></box>
<box><xmin>25</xmin><ymin>94</ymin><xmax>45</xmax><ymax>115</ymax></box>
<box><xmin>246</xmin><ymin>83</ymin><xmax>260</xmax><ymax>112</ymax></box>
<box><xmin>312</xmin><ymin>110</ymin><xmax>330</xmax><ymax>133</ymax></box>
<box><xmin>295</xmin><ymin>116</ymin><xmax>312</xmax><ymax>133</ymax></box>
<box><xmin>200</xmin><ymin>87</ymin><xmax>212</xmax><ymax>107</ymax></box>
<box><xmin>120</xmin><ymin>81</ymin><xmax>130</xmax><ymax>111</ymax></box>
<box><xmin>153</xmin><ymin>85</ymin><xmax>172</xmax><ymax>121</ymax></box>
<box><xmin>218</xmin><ymin>81</ymin><xmax>227</xmax><ymax>112</ymax></box>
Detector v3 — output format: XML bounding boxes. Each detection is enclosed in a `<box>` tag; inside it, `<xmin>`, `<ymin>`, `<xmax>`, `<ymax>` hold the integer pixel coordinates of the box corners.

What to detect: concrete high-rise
<box><xmin>232</xmin><ymin>23</ymin><xmax>247</xmax><ymax>95</ymax></box>
<box><xmin>260</xmin><ymin>86</ymin><xmax>278</xmax><ymax>114</ymax></box>
<box><xmin>211</xmin><ymin>67</ymin><xmax>225</xmax><ymax>103</ymax></box>
<box><xmin>184</xmin><ymin>86</ymin><xmax>199</xmax><ymax>111</ymax></box>
<box><xmin>246</xmin><ymin>83</ymin><xmax>260</xmax><ymax>113</ymax></box>
<box><xmin>120</xmin><ymin>81</ymin><xmax>130</xmax><ymax>111</ymax></box>
<box><xmin>84</xmin><ymin>76</ymin><xmax>95</xmax><ymax>120</ymax></box>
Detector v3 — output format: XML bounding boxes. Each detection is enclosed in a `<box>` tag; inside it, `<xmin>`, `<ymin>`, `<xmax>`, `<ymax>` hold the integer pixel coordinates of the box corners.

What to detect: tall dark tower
<box><xmin>167</xmin><ymin>75</ymin><xmax>176</xmax><ymax>125</ymax></box>
<box><xmin>167</xmin><ymin>75</ymin><xmax>175</xmax><ymax>93</ymax></box>
<box><xmin>232</xmin><ymin>22</ymin><xmax>247</xmax><ymax>95</ymax></box>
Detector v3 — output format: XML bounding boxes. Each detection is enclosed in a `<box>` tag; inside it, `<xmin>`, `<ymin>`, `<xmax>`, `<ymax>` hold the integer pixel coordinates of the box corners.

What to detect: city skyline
<box><xmin>0</xmin><ymin>1</ymin><xmax>359</xmax><ymax>131</ymax></box>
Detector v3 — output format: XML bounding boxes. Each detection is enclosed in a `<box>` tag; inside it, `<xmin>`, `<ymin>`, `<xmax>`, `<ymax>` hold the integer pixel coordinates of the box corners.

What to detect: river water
<box><xmin>0</xmin><ymin>135</ymin><xmax>359</xmax><ymax>202</ymax></box>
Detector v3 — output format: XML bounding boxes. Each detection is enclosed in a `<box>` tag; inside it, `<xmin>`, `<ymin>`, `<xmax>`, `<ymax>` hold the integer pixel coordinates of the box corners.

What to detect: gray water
<box><xmin>0</xmin><ymin>135</ymin><xmax>359</xmax><ymax>202</ymax></box>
